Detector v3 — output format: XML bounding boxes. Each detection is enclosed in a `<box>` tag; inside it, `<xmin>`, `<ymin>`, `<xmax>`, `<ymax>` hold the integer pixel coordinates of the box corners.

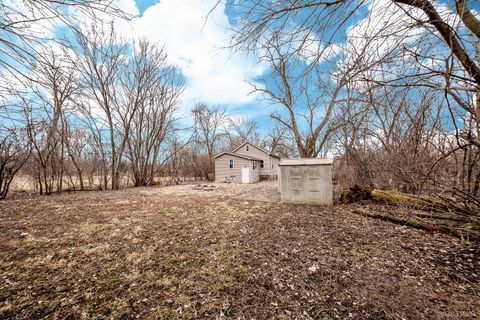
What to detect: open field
<box><xmin>0</xmin><ymin>182</ymin><xmax>479</xmax><ymax>319</ymax></box>
<box><xmin>9</xmin><ymin>175</ymin><xmax>185</xmax><ymax>193</ymax></box>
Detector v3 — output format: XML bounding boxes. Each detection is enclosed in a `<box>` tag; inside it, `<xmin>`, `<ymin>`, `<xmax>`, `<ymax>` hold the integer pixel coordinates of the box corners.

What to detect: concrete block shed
<box><xmin>278</xmin><ymin>158</ymin><xmax>333</xmax><ymax>204</ymax></box>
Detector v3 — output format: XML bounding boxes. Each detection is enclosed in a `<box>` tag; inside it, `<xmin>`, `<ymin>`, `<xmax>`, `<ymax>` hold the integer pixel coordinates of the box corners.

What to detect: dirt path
<box><xmin>0</xmin><ymin>188</ymin><xmax>478</xmax><ymax>319</ymax></box>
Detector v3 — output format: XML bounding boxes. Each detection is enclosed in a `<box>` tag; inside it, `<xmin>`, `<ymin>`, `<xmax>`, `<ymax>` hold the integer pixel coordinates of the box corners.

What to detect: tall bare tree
<box><xmin>251</xmin><ymin>33</ymin><xmax>382</xmax><ymax>157</ymax></box>
<box><xmin>123</xmin><ymin>40</ymin><xmax>185</xmax><ymax>187</ymax></box>
<box><xmin>191</xmin><ymin>103</ymin><xmax>228</xmax><ymax>178</ymax></box>
<box><xmin>75</xmin><ymin>24</ymin><xmax>129</xmax><ymax>190</ymax></box>
<box><xmin>28</xmin><ymin>47</ymin><xmax>79</xmax><ymax>194</ymax></box>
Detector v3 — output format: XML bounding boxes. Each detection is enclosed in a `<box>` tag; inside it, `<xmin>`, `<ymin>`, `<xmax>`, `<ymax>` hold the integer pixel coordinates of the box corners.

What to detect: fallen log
<box><xmin>352</xmin><ymin>208</ymin><xmax>479</xmax><ymax>242</ymax></box>
<box><xmin>353</xmin><ymin>208</ymin><xmax>447</xmax><ymax>232</ymax></box>
<box><xmin>414</xmin><ymin>212</ymin><xmax>473</xmax><ymax>223</ymax></box>
<box><xmin>371</xmin><ymin>189</ymin><xmax>474</xmax><ymax>215</ymax></box>
<box><xmin>341</xmin><ymin>185</ymin><xmax>477</xmax><ymax>216</ymax></box>
<box><xmin>340</xmin><ymin>185</ymin><xmax>374</xmax><ymax>204</ymax></box>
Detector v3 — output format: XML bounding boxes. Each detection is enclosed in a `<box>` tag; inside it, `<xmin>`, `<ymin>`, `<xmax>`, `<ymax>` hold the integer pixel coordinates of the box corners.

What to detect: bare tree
<box><xmin>75</xmin><ymin>24</ymin><xmax>129</xmax><ymax>190</ymax></box>
<box><xmin>62</xmin><ymin>120</ymin><xmax>89</xmax><ymax>190</ymax></box>
<box><xmin>226</xmin><ymin>117</ymin><xmax>261</xmax><ymax>148</ymax></box>
<box><xmin>0</xmin><ymin>0</ymin><xmax>129</xmax><ymax>87</ymax></box>
<box><xmin>0</xmin><ymin>127</ymin><xmax>31</xmax><ymax>199</ymax></box>
<box><xmin>123</xmin><ymin>40</ymin><xmax>185</xmax><ymax>187</ymax></box>
<box><xmin>27</xmin><ymin>47</ymin><xmax>79</xmax><ymax>194</ymax></box>
<box><xmin>264</xmin><ymin>122</ymin><xmax>292</xmax><ymax>157</ymax></box>
<box><xmin>191</xmin><ymin>103</ymin><xmax>228</xmax><ymax>179</ymax></box>
<box><xmin>251</xmin><ymin>34</ymin><xmax>377</xmax><ymax>157</ymax></box>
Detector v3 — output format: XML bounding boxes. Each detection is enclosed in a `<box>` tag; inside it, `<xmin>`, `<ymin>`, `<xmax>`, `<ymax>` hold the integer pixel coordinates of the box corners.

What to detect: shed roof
<box><xmin>214</xmin><ymin>152</ymin><xmax>262</xmax><ymax>161</ymax></box>
<box><xmin>279</xmin><ymin>158</ymin><xmax>333</xmax><ymax>166</ymax></box>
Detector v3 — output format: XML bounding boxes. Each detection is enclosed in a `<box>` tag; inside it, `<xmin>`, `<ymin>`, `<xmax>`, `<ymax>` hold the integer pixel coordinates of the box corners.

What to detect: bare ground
<box><xmin>0</xmin><ymin>182</ymin><xmax>479</xmax><ymax>319</ymax></box>
<box><xmin>148</xmin><ymin>181</ymin><xmax>281</xmax><ymax>202</ymax></box>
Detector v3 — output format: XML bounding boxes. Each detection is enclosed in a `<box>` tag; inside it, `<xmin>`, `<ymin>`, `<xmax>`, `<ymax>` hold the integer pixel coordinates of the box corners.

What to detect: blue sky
<box><xmin>0</xmin><ymin>0</ymin><xmax>276</xmax><ymax>134</ymax></box>
<box><xmin>126</xmin><ymin>0</ymin><xmax>374</xmax><ymax>135</ymax></box>
<box><xmin>3</xmin><ymin>0</ymin><xmax>468</xmax><ymax>137</ymax></box>
<box><xmin>107</xmin><ymin>0</ymin><xmax>480</xmax><ymax>142</ymax></box>
<box><xmin>135</xmin><ymin>0</ymin><xmax>159</xmax><ymax>15</ymax></box>
<box><xmin>125</xmin><ymin>0</ymin><xmax>276</xmax><ymax>133</ymax></box>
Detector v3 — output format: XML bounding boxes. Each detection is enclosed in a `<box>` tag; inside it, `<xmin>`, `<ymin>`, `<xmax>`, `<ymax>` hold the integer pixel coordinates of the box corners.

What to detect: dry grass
<box><xmin>0</xmin><ymin>184</ymin><xmax>479</xmax><ymax>319</ymax></box>
<box><xmin>147</xmin><ymin>181</ymin><xmax>280</xmax><ymax>202</ymax></box>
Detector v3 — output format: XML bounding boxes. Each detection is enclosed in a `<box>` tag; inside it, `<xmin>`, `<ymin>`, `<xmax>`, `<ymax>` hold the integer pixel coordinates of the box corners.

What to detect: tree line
<box><xmin>0</xmin><ymin>26</ymin><xmax>293</xmax><ymax>197</ymax></box>
<box><xmin>0</xmin><ymin>19</ymin><xmax>293</xmax><ymax>197</ymax></box>
<box><xmin>1</xmin><ymin>0</ymin><xmax>479</xmax><ymax>209</ymax></box>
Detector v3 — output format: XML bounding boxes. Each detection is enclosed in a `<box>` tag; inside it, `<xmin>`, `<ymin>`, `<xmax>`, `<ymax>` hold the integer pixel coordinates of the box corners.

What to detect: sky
<box><xmin>113</xmin><ymin>0</ymin><xmax>276</xmax><ymax>132</ymax></box>
<box><xmin>2</xmin><ymin>0</ymin><xmax>474</xmax><ymax>137</ymax></box>
<box><xmin>120</xmin><ymin>0</ymin><xmax>436</xmax><ymax>134</ymax></box>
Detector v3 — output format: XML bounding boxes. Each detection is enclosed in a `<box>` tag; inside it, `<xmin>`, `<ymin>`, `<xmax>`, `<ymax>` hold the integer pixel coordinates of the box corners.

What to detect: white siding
<box><xmin>250</xmin><ymin>161</ymin><xmax>260</xmax><ymax>183</ymax></box>
<box><xmin>234</xmin><ymin>143</ymin><xmax>279</xmax><ymax>177</ymax></box>
<box><xmin>215</xmin><ymin>154</ymin><xmax>258</xmax><ymax>183</ymax></box>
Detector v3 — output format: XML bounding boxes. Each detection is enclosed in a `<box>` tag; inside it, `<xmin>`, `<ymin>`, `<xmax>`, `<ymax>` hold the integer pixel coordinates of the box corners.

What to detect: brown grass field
<box><xmin>0</xmin><ymin>182</ymin><xmax>479</xmax><ymax>319</ymax></box>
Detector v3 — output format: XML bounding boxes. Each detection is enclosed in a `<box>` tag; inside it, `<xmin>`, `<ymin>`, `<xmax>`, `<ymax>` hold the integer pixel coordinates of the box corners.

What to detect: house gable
<box><xmin>232</xmin><ymin>141</ymin><xmax>280</xmax><ymax>159</ymax></box>
<box><xmin>233</xmin><ymin>141</ymin><xmax>279</xmax><ymax>176</ymax></box>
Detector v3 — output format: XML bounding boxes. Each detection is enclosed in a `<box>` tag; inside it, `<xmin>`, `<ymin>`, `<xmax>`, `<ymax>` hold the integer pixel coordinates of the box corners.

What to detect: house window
<box><xmin>229</xmin><ymin>159</ymin><xmax>234</xmax><ymax>169</ymax></box>
<box><xmin>252</xmin><ymin>161</ymin><xmax>257</xmax><ymax>170</ymax></box>
<box><xmin>272</xmin><ymin>161</ymin><xmax>274</xmax><ymax>168</ymax></box>
<box><xmin>260</xmin><ymin>160</ymin><xmax>264</xmax><ymax>168</ymax></box>
<box><xmin>246</xmin><ymin>145</ymin><xmax>249</xmax><ymax>151</ymax></box>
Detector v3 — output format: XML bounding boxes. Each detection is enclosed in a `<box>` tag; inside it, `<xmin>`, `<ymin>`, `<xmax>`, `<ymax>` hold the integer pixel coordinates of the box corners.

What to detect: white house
<box><xmin>213</xmin><ymin>141</ymin><xmax>280</xmax><ymax>183</ymax></box>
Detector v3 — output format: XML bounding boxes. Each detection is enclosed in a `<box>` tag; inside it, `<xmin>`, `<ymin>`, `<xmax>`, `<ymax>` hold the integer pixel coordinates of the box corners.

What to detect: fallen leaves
<box><xmin>0</xmin><ymin>185</ymin><xmax>478</xmax><ymax>319</ymax></box>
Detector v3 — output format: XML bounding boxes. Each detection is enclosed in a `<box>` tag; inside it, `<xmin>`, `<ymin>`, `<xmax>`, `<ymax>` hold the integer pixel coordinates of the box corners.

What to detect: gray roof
<box><xmin>231</xmin><ymin>141</ymin><xmax>281</xmax><ymax>159</ymax></box>
<box><xmin>213</xmin><ymin>152</ymin><xmax>262</xmax><ymax>161</ymax></box>
<box><xmin>279</xmin><ymin>158</ymin><xmax>333</xmax><ymax>166</ymax></box>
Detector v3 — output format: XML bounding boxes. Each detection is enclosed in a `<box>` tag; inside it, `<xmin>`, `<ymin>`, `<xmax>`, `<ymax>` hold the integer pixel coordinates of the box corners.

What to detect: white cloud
<box><xmin>325</xmin><ymin>0</ymin><xmax>429</xmax><ymax>90</ymax></box>
<box><xmin>114</xmin><ymin>0</ymin><xmax>266</xmax><ymax>113</ymax></box>
<box><xmin>344</xmin><ymin>0</ymin><xmax>423</xmax><ymax>64</ymax></box>
<box><xmin>338</xmin><ymin>0</ymin><xmax>465</xmax><ymax>87</ymax></box>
